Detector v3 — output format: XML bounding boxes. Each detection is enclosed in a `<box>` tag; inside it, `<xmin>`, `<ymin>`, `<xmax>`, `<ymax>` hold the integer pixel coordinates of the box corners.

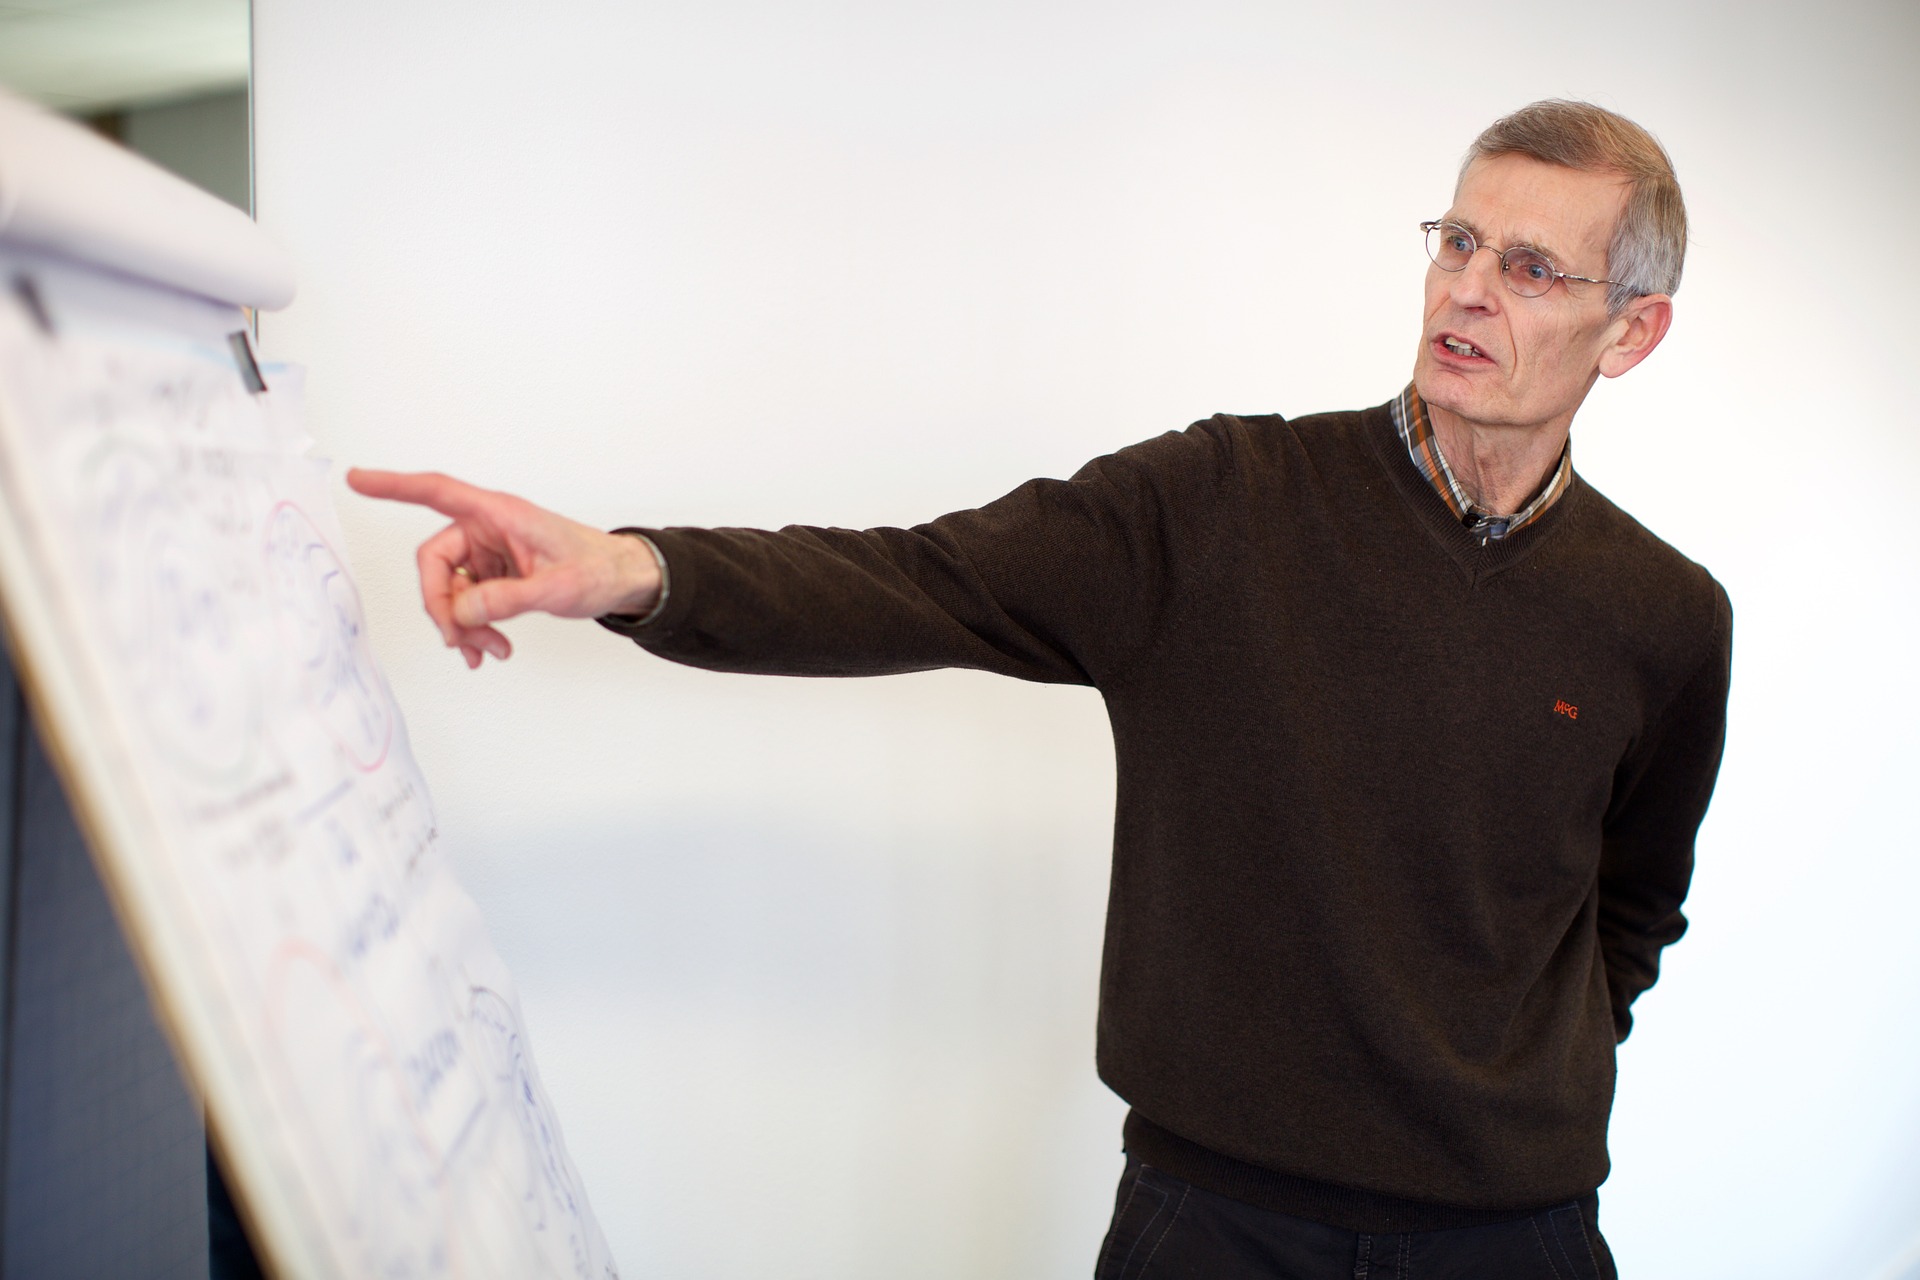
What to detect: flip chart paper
<box><xmin>0</xmin><ymin>245</ymin><xmax>619</xmax><ymax>1278</ymax></box>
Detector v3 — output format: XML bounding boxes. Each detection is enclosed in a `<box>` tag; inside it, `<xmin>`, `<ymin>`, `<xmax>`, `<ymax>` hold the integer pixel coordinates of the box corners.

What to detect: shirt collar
<box><xmin>1390</xmin><ymin>383</ymin><xmax>1572</xmax><ymax>543</ymax></box>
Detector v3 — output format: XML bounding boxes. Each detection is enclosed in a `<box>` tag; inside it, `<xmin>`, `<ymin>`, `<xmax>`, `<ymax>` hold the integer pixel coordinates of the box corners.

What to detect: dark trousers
<box><xmin>1096</xmin><ymin>1158</ymin><xmax>1617</xmax><ymax>1280</ymax></box>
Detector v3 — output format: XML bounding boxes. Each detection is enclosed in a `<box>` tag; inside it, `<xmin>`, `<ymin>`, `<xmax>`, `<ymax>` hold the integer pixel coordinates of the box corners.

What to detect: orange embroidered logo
<box><xmin>1553</xmin><ymin>700</ymin><xmax>1579</xmax><ymax>721</ymax></box>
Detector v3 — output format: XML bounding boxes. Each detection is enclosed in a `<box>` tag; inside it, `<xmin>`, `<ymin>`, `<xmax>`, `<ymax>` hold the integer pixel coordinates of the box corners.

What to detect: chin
<box><xmin>1412</xmin><ymin>365</ymin><xmax>1468</xmax><ymax>416</ymax></box>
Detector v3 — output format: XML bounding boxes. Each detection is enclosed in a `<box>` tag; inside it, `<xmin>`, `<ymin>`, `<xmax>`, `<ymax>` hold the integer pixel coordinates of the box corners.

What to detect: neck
<box><xmin>1425</xmin><ymin>404</ymin><xmax>1571</xmax><ymax>515</ymax></box>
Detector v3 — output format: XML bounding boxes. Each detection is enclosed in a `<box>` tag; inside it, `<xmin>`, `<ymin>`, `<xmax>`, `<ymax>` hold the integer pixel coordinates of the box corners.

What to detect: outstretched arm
<box><xmin>351</xmin><ymin>416</ymin><xmax>1239</xmax><ymax>683</ymax></box>
<box><xmin>345</xmin><ymin>468</ymin><xmax>662</xmax><ymax>668</ymax></box>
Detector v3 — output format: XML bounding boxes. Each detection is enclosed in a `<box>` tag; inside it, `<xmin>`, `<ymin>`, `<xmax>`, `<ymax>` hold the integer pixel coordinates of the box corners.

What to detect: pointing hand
<box><xmin>345</xmin><ymin>469</ymin><xmax>660</xmax><ymax>668</ymax></box>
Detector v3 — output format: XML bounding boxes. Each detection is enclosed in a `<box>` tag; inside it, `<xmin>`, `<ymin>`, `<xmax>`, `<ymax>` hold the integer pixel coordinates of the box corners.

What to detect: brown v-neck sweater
<box><xmin>601</xmin><ymin>400</ymin><xmax>1732</xmax><ymax>1227</ymax></box>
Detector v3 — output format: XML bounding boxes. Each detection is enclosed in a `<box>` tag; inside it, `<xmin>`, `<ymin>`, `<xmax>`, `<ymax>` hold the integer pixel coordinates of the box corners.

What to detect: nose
<box><xmin>1447</xmin><ymin>245</ymin><xmax>1504</xmax><ymax>311</ymax></box>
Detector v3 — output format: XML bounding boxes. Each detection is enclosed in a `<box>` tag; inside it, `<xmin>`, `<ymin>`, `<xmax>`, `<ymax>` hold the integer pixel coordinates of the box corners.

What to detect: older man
<box><xmin>352</xmin><ymin>100</ymin><xmax>1728</xmax><ymax>1279</ymax></box>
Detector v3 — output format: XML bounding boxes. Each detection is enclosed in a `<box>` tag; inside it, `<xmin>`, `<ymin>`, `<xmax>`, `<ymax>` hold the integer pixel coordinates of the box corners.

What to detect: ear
<box><xmin>1597</xmin><ymin>294</ymin><xmax>1672</xmax><ymax>379</ymax></box>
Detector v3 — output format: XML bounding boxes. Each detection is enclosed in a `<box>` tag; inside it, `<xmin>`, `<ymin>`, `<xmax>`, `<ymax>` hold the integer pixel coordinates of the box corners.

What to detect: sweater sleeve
<box><xmin>596</xmin><ymin>418</ymin><xmax>1239</xmax><ymax>688</ymax></box>
<box><xmin>1596</xmin><ymin>580</ymin><xmax>1734</xmax><ymax>1042</ymax></box>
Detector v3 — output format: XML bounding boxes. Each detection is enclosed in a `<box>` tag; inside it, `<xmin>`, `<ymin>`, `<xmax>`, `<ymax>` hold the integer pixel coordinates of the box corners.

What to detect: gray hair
<box><xmin>1461</xmin><ymin>100</ymin><xmax>1687</xmax><ymax>317</ymax></box>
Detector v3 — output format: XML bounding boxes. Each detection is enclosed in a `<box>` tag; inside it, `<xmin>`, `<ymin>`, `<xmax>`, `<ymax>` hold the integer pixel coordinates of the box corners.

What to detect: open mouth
<box><xmin>1440</xmin><ymin>336</ymin><xmax>1486</xmax><ymax>360</ymax></box>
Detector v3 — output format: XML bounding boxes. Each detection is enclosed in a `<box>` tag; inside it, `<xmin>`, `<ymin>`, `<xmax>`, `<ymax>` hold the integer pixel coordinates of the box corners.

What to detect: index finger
<box><xmin>347</xmin><ymin>468</ymin><xmax>494</xmax><ymax>520</ymax></box>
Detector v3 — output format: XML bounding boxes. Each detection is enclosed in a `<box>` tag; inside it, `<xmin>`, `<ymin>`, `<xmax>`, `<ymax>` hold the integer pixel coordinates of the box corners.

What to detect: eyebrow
<box><xmin>1445</xmin><ymin>215</ymin><xmax>1567</xmax><ymax>267</ymax></box>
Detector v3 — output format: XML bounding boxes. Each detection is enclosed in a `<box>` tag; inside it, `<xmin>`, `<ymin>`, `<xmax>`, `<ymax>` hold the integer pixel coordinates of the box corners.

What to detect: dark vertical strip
<box><xmin>246</xmin><ymin>0</ymin><xmax>256</xmax><ymax>225</ymax></box>
<box><xmin>206</xmin><ymin>1146</ymin><xmax>267</xmax><ymax>1280</ymax></box>
<box><xmin>0</xmin><ymin>641</ymin><xmax>26</xmax><ymax>1261</ymax></box>
<box><xmin>3</xmin><ymin>672</ymin><xmax>209</xmax><ymax>1276</ymax></box>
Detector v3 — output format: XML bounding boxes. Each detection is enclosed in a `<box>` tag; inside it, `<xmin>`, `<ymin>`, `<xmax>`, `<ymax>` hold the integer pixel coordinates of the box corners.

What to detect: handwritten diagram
<box><xmin>0</xmin><ymin>255</ymin><xmax>619</xmax><ymax>1277</ymax></box>
<box><xmin>77</xmin><ymin>418</ymin><xmax>264</xmax><ymax>785</ymax></box>
<box><xmin>265</xmin><ymin>500</ymin><xmax>394</xmax><ymax>772</ymax></box>
<box><xmin>469</xmin><ymin>986</ymin><xmax>597</xmax><ymax>1276</ymax></box>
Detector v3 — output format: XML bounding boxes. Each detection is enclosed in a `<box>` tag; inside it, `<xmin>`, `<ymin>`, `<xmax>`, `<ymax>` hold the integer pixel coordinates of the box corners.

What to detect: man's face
<box><xmin>1413</xmin><ymin>153</ymin><xmax>1633</xmax><ymax>436</ymax></box>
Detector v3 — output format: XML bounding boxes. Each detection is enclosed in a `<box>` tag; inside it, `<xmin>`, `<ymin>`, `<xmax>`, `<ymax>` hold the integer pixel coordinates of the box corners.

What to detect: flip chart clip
<box><xmin>11</xmin><ymin>274</ymin><xmax>55</xmax><ymax>336</ymax></box>
<box><xmin>227</xmin><ymin>330</ymin><xmax>267</xmax><ymax>394</ymax></box>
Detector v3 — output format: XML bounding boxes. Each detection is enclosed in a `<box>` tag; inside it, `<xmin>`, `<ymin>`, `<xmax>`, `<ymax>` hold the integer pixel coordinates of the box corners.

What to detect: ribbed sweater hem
<box><xmin>1122</xmin><ymin>1111</ymin><xmax>1598</xmax><ymax>1234</ymax></box>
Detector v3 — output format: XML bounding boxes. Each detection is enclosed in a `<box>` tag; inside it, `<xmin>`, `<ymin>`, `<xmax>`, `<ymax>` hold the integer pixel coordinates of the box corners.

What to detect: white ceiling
<box><xmin>0</xmin><ymin>0</ymin><xmax>248</xmax><ymax>114</ymax></box>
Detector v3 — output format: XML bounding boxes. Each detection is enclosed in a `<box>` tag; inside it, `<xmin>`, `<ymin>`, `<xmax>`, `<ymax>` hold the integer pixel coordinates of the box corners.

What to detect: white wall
<box><xmin>253</xmin><ymin>3</ymin><xmax>1920</xmax><ymax>1276</ymax></box>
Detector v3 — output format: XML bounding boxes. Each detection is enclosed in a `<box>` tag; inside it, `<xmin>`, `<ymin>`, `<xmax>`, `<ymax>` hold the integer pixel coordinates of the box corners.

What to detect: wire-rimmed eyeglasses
<box><xmin>1420</xmin><ymin>220</ymin><xmax>1625</xmax><ymax>299</ymax></box>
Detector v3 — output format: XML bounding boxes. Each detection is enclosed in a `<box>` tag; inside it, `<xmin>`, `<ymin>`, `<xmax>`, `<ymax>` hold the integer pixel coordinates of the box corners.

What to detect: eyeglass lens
<box><xmin>1424</xmin><ymin>223</ymin><xmax>1559</xmax><ymax>298</ymax></box>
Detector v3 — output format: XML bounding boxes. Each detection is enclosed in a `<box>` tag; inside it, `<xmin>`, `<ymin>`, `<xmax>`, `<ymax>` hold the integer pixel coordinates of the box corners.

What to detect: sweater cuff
<box><xmin>595</xmin><ymin>529</ymin><xmax>673</xmax><ymax>635</ymax></box>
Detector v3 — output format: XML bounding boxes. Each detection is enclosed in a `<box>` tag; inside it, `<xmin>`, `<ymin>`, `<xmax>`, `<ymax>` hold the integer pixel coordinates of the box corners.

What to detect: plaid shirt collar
<box><xmin>1390</xmin><ymin>383</ymin><xmax>1572</xmax><ymax>543</ymax></box>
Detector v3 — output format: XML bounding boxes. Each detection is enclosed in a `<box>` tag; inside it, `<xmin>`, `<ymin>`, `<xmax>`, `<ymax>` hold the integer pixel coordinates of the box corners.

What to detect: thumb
<box><xmin>451</xmin><ymin>574</ymin><xmax>549</xmax><ymax>628</ymax></box>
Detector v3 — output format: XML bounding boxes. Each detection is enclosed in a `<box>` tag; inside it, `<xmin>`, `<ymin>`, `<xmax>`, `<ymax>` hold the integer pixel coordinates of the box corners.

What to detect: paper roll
<box><xmin>0</xmin><ymin>86</ymin><xmax>295</xmax><ymax>311</ymax></box>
